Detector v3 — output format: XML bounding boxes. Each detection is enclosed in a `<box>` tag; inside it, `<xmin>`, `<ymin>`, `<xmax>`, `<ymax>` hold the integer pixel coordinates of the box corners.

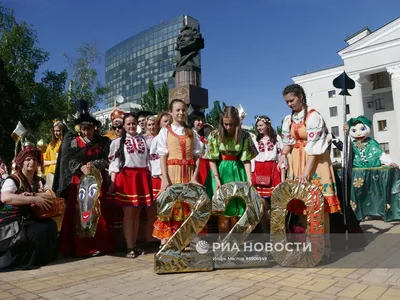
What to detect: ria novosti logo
<box><xmin>195</xmin><ymin>239</ymin><xmax>312</xmax><ymax>254</ymax></box>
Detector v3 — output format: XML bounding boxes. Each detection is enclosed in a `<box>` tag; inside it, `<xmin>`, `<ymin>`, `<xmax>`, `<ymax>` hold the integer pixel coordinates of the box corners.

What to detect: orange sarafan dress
<box><xmin>281</xmin><ymin>108</ymin><xmax>341</xmax><ymax>215</ymax></box>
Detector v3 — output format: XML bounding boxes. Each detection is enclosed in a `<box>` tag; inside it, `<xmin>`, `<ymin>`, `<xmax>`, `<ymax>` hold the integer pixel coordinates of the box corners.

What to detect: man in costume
<box><xmin>53</xmin><ymin>100</ymin><xmax>115</xmax><ymax>257</ymax></box>
<box><xmin>137</xmin><ymin>111</ymin><xmax>153</xmax><ymax>135</ymax></box>
<box><xmin>332</xmin><ymin>115</ymin><xmax>399</xmax><ymax>223</ymax></box>
<box><xmin>104</xmin><ymin>108</ymin><xmax>126</xmax><ymax>140</ymax></box>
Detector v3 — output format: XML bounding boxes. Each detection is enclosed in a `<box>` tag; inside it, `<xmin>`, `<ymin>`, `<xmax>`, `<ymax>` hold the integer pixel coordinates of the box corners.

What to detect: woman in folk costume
<box><xmin>148</xmin><ymin>112</ymin><xmax>171</xmax><ymax>245</ymax></box>
<box><xmin>142</xmin><ymin>115</ymin><xmax>156</xmax><ymax>140</ymax></box>
<box><xmin>188</xmin><ymin>111</ymin><xmax>210</xmax><ymax>186</ymax></box>
<box><xmin>152</xmin><ymin>100</ymin><xmax>202</xmax><ymax>245</ymax></box>
<box><xmin>104</xmin><ymin>107</ymin><xmax>126</xmax><ymax>140</ymax></box>
<box><xmin>55</xmin><ymin>100</ymin><xmax>115</xmax><ymax>257</ymax></box>
<box><xmin>109</xmin><ymin>113</ymin><xmax>155</xmax><ymax>258</ymax></box>
<box><xmin>278</xmin><ymin>84</ymin><xmax>341</xmax><ymax>257</ymax></box>
<box><xmin>251</xmin><ymin>115</ymin><xmax>283</xmax><ymax>232</ymax></box>
<box><xmin>147</xmin><ymin>112</ymin><xmax>172</xmax><ymax>204</ymax></box>
<box><xmin>0</xmin><ymin>146</ymin><xmax>58</xmax><ymax>270</ymax></box>
<box><xmin>204</xmin><ymin>106</ymin><xmax>258</xmax><ymax>233</ymax></box>
<box><xmin>43</xmin><ymin>121</ymin><xmax>67</xmax><ymax>189</ymax></box>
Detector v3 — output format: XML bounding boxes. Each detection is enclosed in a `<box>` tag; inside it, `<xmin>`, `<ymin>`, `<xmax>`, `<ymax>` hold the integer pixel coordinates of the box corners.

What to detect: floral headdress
<box><xmin>255</xmin><ymin>115</ymin><xmax>271</xmax><ymax>124</ymax></box>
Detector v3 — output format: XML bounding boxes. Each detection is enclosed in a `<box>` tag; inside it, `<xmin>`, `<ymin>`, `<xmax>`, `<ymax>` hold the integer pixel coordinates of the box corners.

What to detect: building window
<box><xmin>329</xmin><ymin>106</ymin><xmax>338</xmax><ymax>117</ymax></box>
<box><xmin>331</xmin><ymin>126</ymin><xmax>339</xmax><ymax>136</ymax></box>
<box><xmin>380</xmin><ymin>143</ymin><xmax>390</xmax><ymax>154</ymax></box>
<box><xmin>378</xmin><ymin>120</ymin><xmax>387</xmax><ymax>131</ymax></box>
<box><xmin>333</xmin><ymin>148</ymin><xmax>341</xmax><ymax>158</ymax></box>
<box><xmin>328</xmin><ymin>90</ymin><xmax>336</xmax><ymax>98</ymax></box>
<box><xmin>346</xmin><ymin>104</ymin><xmax>350</xmax><ymax>114</ymax></box>
<box><xmin>371</xmin><ymin>72</ymin><xmax>390</xmax><ymax>89</ymax></box>
<box><xmin>375</xmin><ymin>99</ymin><xmax>385</xmax><ymax>110</ymax></box>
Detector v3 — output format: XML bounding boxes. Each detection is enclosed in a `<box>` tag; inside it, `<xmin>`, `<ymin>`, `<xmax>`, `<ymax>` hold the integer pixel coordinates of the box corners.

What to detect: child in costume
<box><xmin>109</xmin><ymin>113</ymin><xmax>154</xmax><ymax>258</ymax></box>
<box><xmin>152</xmin><ymin>100</ymin><xmax>202</xmax><ymax>245</ymax></box>
<box><xmin>251</xmin><ymin>115</ymin><xmax>283</xmax><ymax>233</ymax></box>
<box><xmin>204</xmin><ymin>106</ymin><xmax>258</xmax><ymax>233</ymax></box>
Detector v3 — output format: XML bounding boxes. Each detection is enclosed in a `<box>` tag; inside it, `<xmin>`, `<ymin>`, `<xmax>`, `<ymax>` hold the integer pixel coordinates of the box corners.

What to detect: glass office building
<box><xmin>105</xmin><ymin>15</ymin><xmax>200</xmax><ymax>108</ymax></box>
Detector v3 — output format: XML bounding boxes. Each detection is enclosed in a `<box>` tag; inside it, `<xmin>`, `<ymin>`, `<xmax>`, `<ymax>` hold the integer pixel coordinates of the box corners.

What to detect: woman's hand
<box><xmin>298</xmin><ymin>172</ymin><xmax>310</xmax><ymax>184</ymax></box>
<box><xmin>157</xmin><ymin>178</ymin><xmax>171</xmax><ymax>198</ymax></box>
<box><xmin>278</xmin><ymin>155</ymin><xmax>287</xmax><ymax>171</ymax></box>
<box><xmin>214</xmin><ymin>175</ymin><xmax>221</xmax><ymax>192</ymax></box>
<box><xmin>247</xmin><ymin>178</ymin><xmax>253</xmax><ymax>187</ymax></box>
<box><xmin>32</xmin><ymin>196</ymin><xmax>52</xmax><ymax>210</ymax></box>
<box><xmin>80</xmin><ymin>165</ymin><xmax>89</xmax><ymax>175</ymax></box>
<box><xmin>389</xmin><ymin>162</ymin><xmax>399</xmax><ymax>168</ymax></box>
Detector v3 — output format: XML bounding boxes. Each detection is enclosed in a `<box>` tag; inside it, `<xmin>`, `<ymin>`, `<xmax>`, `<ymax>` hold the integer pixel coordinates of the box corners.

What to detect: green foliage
<box><xmin>205</xmin><ymin>100</ymin><xmax>226</xmax><ymax>128</ymax></box>
<box><xmin>64</xmin><ymin>43</ymin><xmax>108</xmax><ymax>114</ymax></box>
<box><xmin>141</xmin><ymin>80</ymin><xmax>169</xmax><ymax>113</ymax></box>
<box><xmin>100</xmin><ymin>118</ymin><xmax>111</xmax><ymax>135</ymax></box>
<box><xmin>276</xmin><ymin>119</ymin><xmax>284</xmax><ymax>136</ymax></box>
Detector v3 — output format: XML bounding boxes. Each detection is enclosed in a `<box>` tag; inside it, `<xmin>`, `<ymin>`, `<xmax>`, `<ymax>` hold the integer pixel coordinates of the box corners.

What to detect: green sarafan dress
<box><xmin>203</xmin><ymin>130</ymin><xmax>258</xmax><ymax>217</ymax></box>
<box><xmin>352</xmin><ymin>137</ymin><xmax>383</xmax><ymax>168</ymax></box>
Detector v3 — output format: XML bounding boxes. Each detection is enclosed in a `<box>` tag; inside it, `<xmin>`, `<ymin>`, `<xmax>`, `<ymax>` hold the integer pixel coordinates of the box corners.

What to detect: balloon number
<box><xmin>154</xmin><ymin>181</ymin><xmax>325</xmax><ymax>274</ymax></box>
<box><xmin>270</xmin><ymin>180</ymin><xmax>325</xmax><ymax>267</ymax></box>
<box><xmin>212</xmin><ymin>182</ymin><xmax>266</xmax><ymax>267</ymax></box>
<box><xmin>154</xmin><ymin>183</ymin><xmax>212</xmax><ymax>274</ymax></box>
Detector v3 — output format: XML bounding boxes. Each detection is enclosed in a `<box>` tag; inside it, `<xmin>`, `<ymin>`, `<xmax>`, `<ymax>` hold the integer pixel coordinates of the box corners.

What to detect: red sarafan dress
<box><xmin>197</xmin><ymin>133</ymin><xmax>211</xmax><ymax>186</ymax></box>
<box><xmin>59</xmin><ymin>135</ymin><xmax>116</xmax><ymax>257</ymax></box>
<box><xmin>251</xmin><ymin>135</ymin><xmax>283</xmax><ymax>197</ymax></box>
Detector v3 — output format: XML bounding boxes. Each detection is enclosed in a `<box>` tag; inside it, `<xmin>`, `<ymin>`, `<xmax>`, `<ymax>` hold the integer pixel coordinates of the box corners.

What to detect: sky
<box><xmin>3</xmin><ymin>0</ymin><xmax>400</xmax><ymax>127</ymax></box>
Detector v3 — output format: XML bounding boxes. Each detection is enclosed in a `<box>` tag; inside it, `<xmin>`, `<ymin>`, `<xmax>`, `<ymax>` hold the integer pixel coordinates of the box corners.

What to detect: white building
<box><xmin>292</xmin><ymin>17</ymin><xmax>400</xmax><ymax>164</ymax></box>
<box><xmin>92</xmin><ymin>102</ymin><xmax>141</xmax><ymax>127</ymax></box>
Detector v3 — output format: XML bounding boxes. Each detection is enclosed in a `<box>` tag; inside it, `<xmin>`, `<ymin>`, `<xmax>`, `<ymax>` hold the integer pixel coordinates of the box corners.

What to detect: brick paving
<box><xmin>1</xmin><ymin>220</ymin><xmax>400</xmax><ymax>300</ymax></box>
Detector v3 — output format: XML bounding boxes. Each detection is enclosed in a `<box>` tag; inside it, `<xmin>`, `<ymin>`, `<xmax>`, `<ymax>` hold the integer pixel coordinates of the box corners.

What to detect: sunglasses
<box><xmin>112</xmin><ymin>125</ymin><xmax>123</xmax><ymax>130</ymax></box>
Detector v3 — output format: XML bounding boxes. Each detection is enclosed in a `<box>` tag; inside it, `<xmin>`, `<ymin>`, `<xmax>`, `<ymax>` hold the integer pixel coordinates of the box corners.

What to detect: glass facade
<box><xmin>105</xmin><ymin>15</ymin><xmax>200</xmax><ymax>108</ymax></box>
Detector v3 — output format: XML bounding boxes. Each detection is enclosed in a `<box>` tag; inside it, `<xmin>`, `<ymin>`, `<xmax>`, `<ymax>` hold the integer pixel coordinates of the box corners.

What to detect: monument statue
<box><xmin>174</xmin><ymin>25</ymin><xmax>204</xmax><ymax>74</ymax></box>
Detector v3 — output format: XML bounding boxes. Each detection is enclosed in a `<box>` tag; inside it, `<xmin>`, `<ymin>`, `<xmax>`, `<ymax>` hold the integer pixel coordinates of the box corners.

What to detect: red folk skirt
<box><xmin>59</xmin><ymin>174</ymin><xmax>116</xmax><ymax>257</ymax></box>
<box><xmin>151</xmin><ymin>176</ymin><xmax>161</xmax><ymax>200</ymax></box>
<box><xmin>197</xmin><ymin>158</ymin><xmax>210</xmax><ymax>186</ymax></box>
<box><xmin>252</xmin><ymin>161</ymin><xmax>281</xmax><ymax>197</ymax></box>
<box><xmin>114</xmin><ymin>168</ymin><xmax>152</xmax><ymax>207</ymax></box>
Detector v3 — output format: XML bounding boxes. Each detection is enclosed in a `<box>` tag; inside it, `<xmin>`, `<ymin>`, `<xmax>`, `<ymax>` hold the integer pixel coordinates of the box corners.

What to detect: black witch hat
<box><xmin>73</xmin><ymin>100</ymin><xmax>98</xmax><ymax>126</ymax></box>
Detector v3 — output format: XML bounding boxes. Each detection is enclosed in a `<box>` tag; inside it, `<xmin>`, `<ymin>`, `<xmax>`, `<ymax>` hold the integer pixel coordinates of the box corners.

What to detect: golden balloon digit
<box><xmin>154</xmin><ymin>183</ymin><xmax>212</xmax><ymax>274</ymax></box>
<box><xmin>212</xmin><ymin>182</ymin><xmax>265</xmax><ymax>265</ymax></box>
<box><xmin>270</xmin><ymin>180</ymin><xmax>325</xmax><ymax>267</ymax></box>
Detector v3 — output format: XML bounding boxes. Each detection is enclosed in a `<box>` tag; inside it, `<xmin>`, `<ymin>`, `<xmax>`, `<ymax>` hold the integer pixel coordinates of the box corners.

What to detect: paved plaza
<box><xmin>1</xmin><ymin>220</ymin><xmax>400</xmax><ymax>300</ymax></box>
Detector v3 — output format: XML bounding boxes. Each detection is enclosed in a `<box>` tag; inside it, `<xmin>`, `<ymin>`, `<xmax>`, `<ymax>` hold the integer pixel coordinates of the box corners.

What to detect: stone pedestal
<box><xmin>175</xmin><ymin>70</ymin><xmax>201</xmax><ymax>87</ymax></box>
<box><xmin>170</xmin><ymin>70</ymin><xmax>208</xmax><ymax>109</ymax></box>
<box><xmin>169</xmin><ymin>84</ymin><xmax>209</xmax><ymax>109</ymax></box>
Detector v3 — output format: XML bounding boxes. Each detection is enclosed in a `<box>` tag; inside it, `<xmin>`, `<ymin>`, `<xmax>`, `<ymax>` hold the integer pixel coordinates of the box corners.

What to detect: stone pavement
<box><xmin>1</xmin><ymin>220</ymin><xmax>400</xmax><ymax>300</ymax></box>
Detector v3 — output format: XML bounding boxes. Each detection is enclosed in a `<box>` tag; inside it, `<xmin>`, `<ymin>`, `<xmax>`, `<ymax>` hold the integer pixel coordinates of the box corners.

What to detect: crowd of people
<box><xmin>0</xmin><ymin>83</ymin><xmax>360</xmax><ymax>270</ymax></box>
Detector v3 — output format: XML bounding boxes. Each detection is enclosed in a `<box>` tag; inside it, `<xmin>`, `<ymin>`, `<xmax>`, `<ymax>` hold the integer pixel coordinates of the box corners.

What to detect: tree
<box><xmin>141</xmin><ymin>80</ymin><xmax>169</xmax><ymax>113</ymax></box>
<box><xmin>205</xmin><ymin>100</ymin><xmax>226</xmax><ymax>128</ymax></box>
<box><xmin>0</xmin><ymin>6</ymin><xmax>51</xmax><ymax>163</ymax></box>
<box><xmin>0</xmin><ymin>6</ymin><xmax>49</xmax><ymax>101</ymax></box>
<box><xmin>64</xmin><ymin>43</ymin><xmax>108</xmax><ymax>114</ymax></box>
<box><xmin>276</xmin><ymin>119</ymin><xmax>284</xmax><ymax>136</ymax></box>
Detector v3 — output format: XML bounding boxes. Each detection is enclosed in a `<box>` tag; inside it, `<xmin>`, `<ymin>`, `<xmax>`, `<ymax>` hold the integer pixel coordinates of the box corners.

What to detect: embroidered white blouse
<box><xmin>251</xmin><ymin>135</ymin><xmax>283</xmax><ymax>172</ymax></box>
<box><xmin>108</xmin><ymin>133</ymin><xmax>149</xmax><ymax>174</ymax></box>
<box><xmin>148</xmin><ymin>135</ymin><xmax>161</xmax><ymax>176</ymax></box>
<box><xmin>157</xmin><ymin>124</ymin><xmax>202</xmax><ymax>157</ymax></box>
<box><xmin>281</xmin><ymin>109</ymin><xmax>329</xmax><ymax>156</ymax></box>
